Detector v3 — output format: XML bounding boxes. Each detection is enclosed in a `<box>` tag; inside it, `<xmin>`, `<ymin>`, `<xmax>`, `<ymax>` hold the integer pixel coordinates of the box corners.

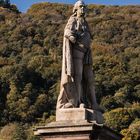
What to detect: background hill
<box><xmin>0</xmin><ymin>2</ymin><xmax>140</xmax><ymax>139</ymax></box>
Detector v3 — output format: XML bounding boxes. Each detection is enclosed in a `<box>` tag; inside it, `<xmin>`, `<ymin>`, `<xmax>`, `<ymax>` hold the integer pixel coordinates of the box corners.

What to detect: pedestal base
<box><xmin>34</xmin><ymin>108</ymin><xmax>123</xmax><ymax>140</ymax></box>
<box><xmin>34</xmin><ymin>121</ymin><xmax>123</xmax><ymax>140</ymax></box>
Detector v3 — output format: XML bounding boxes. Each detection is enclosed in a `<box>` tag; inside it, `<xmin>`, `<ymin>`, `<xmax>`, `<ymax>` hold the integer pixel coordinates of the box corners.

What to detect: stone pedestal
<box><xmin>34</xmin><ymin>121</ymin><xmax>123</xmax><ymax>140</ymax></box>
<box><xmin>56</xmin><ymin>108</ymin><xmax>104</xmax><ymax>124</ymax></box>
<box><xmin>34</xmin><ymin>108</ymin><xmax>123</xmax><ymax>140</ymax></box>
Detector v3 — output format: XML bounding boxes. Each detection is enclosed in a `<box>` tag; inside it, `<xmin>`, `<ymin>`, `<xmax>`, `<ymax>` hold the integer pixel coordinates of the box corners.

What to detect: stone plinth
<box><xmin>34</xmin><ymin>108</ymin><xmax>123</xmax><ymax>140</ymax></box>
<box><xmin>56</xmin><ymin>108</ymin><xmax>104</xmax><ymax>124</ymax></box>
<box><xmin>34</xmin><ymin>121</ymin><xmax>123</xmax><ymax>140</ymax></box>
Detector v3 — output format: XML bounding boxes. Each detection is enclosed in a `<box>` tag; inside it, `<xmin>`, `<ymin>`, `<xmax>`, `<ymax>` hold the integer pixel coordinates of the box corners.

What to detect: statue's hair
<box><xmin>73</xmin><ymin>0</ymin><xmax>86</xmax><ymax>14</ymax></box>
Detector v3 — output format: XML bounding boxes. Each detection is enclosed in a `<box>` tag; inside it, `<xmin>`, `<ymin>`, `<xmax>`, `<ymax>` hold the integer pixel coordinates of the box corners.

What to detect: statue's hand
<box><xmin>69</xmin><ymin>36</ymin><xmax>76</xmax><ymax>43</ymax></box>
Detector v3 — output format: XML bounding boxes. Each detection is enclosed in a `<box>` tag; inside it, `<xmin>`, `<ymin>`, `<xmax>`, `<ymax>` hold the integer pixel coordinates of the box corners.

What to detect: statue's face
<box><xmin>76</xmin><ymin>4</ymin><xmax>86</xmax><ymax>17</ymax></box>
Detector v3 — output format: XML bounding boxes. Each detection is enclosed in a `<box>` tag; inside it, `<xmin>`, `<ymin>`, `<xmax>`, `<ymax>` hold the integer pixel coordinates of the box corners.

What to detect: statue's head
<box><xmin>73</xmin><ymin>0</ymin><xmax>87</xmax><ymax>17</ymax></box>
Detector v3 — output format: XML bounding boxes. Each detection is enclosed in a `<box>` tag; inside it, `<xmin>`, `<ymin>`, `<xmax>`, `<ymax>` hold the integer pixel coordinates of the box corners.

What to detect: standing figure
<box><xmin>57</xmin><ymin>0</ymin><xmax>102</xmax><ymax>112</ymax></box>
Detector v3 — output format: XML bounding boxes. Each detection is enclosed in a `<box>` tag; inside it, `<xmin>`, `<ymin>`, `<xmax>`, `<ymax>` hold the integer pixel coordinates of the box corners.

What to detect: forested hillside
<box><xmin>0</xmin><ymin>3</ymin><xmax>140</xmax><ymax>139</ymax></box>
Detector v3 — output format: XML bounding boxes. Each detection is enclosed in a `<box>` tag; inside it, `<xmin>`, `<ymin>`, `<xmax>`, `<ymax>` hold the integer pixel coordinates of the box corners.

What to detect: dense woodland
<box><xmin>0</xmin><ymin>2</ymin><xmax>140</xmax><ymax>140</ymax></box>
<box><xmin>0</xmin><ymin>0</ymin><xmax>10</xmax><ymax>7</ymax></box>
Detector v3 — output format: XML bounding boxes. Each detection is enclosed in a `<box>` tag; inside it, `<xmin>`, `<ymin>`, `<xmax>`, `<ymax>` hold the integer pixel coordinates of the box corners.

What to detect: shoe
<box><xmin>64</xmin><ymin>103</ymin><xmax>74</xmax><ymax>108</ymax></box>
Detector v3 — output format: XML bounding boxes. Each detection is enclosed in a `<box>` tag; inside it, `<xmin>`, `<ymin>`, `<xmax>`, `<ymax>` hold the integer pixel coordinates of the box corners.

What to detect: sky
<box><xmin>11</xmin><ymin>0</ymin><xmax>140</xmax><ymax>12</ymax></box>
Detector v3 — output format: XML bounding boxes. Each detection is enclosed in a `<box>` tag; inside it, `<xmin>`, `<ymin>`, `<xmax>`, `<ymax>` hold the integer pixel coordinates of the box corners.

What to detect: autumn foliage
<box><xmin>0</xmin><ymin>3</ymin><xmax>140</xmax><ymax>139</ymax></box>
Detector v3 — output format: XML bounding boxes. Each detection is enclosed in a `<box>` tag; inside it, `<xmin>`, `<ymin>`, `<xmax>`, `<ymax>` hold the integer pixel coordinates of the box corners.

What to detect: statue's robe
<box><xmin>57</xmin><ymin>15</ymin><xmax>94</xmax><ymax>109</ymax></box>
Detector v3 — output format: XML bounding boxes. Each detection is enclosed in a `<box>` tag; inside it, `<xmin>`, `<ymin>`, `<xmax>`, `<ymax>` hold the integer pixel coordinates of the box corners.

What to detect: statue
<box><xmin>57</xmin><ymin>0</ymin><xmax>103</xmax><ymax>112</ymax></box>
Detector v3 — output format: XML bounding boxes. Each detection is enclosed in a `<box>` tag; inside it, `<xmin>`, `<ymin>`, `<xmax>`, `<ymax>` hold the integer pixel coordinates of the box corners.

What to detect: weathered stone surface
<box><xmin>34</xmin><ymin>121</ymin><xmax>123</xmax><ymax>140</ymax></box>
<box><xmin>56</xmin><ymin>0</ymin><xmax>104</xmax><ymax>114</ymax></box>
<box><xmin>34</xmin><ymin>121</ymin><xmax>94</xmax><ymax>135</ymax></box>
<box><xmin>56</xmin><ymin>108</ymin><xmax>104</xmax><ymax>124</ymax></box>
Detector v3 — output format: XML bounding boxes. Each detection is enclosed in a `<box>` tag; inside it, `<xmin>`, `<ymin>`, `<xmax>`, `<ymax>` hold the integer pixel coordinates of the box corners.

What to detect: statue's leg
<box><xmin>83</xmin><ymin>65</ymin><xmax>101</xmax><ymax>110</ymax></box>
<box><xmin>73</xmin><ymin>48</ymin><xmax>84</xmax><ymax>106</ymax></box>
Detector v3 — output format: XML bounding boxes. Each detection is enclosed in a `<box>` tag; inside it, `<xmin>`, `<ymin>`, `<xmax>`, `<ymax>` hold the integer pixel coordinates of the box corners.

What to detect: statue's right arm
<box><xmin>64</xmin><ymin>16</ymin><xmax>77</xmax><ymax>44</ymax></box>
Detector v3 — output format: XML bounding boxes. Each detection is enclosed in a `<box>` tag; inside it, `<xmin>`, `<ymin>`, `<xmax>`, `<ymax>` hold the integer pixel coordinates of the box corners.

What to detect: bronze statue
<box><xmin>57</xmin><ymin>0</ymin><xmax>103</xmax><ymax>112</ymax></box>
